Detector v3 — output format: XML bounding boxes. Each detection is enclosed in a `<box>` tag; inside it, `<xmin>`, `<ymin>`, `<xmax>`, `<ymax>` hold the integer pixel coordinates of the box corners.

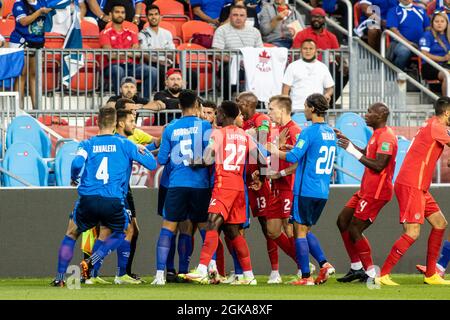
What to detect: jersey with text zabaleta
<box><xmin>210</xmin><ymin>126</ymin><xmax>256</xmax><ymax>191</ymax></box>
<box><xmin>360</xmin><ymin>126</ymin><xmax>398</xmax><ymax>200</ymax></box>
<box><xmin>395</xmin><ymin>116</ymin><xmax>450</xmax><ymax>191</ymax></box>
<box><xmin>286</xmin><ymin>123</ymin><xmax>336</xmax><ymax>199</ymax></box>
<box><xmin>157</xmin><ymin>115</ymin><xmax>212</xmax><ymax>188</ymax></box>
<box><xmin>75</xmin><ymin>134</ymin><xmax>157</xmax><ymax>199</ymax></box>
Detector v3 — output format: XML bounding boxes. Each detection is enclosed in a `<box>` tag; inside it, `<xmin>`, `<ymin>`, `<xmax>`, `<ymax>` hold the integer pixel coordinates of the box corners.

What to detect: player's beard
<box><xmin>125</xmin><ymin>129</ymin><xmax>134</xmax><ymax>137</ymax></box>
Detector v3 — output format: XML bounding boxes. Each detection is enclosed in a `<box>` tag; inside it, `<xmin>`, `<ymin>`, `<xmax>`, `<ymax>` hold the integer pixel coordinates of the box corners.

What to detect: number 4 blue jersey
<box><xmin>286</xmin><ymin>122</ymin><xmax>336</xmax><ymax>199</ymax></box>
<box><xmin>72</xmin><ymin>134</ymin><xmax>157</xmax><ymax>199</ymax></box>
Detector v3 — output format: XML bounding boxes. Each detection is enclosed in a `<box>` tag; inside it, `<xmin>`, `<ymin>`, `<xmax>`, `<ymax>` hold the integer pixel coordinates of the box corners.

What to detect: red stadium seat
<box><xmin>0</xmin><ymin>17</ymin><xmax>15</xmax><ymax>40</ymax></box>
<box><xmin>44</xmin><ymin>32</ymin><xmax>65</xmax><ymax>49</ymax></box>
<box><xmin>85</xmin><ymin>116</ymin><xmax>98</xmax><ymax>126</ymax></box>
<box><xmin>154</xmin><ymin>0</ymin><xmax>185</xmax><ymax>15</ymax></box>
<box><xmin>141</xmin><ymin>116</ymin><xmax>155</xmax><ymax>126</ymax></box>
<box><xmin>43</xmin><ymin>60</ymin><xmax>60</xmax><ymax>92</ymax></box>
<box><xmin>181</xmin><ymin>20</ymin><xmax>214</xmax><ymax>44</ymax></box>
<box><xmin>176</xmin><ymin>43</ymin><xmax>213</xmax><ymax>93</ymax></box>
<box><xmin>353</xmin><ymin>2</ymin><xmax>361</xmax><ymax>27</ymax></box>
<box><xmin>105</xmin><ymin>20</ymin><xmax>139</xmax><ymax>34</ymax></box>
<box><xmin>263</xmin><ymin>43</ymin><xmax>276</xmax><ymax>47</ymax></box>
<box><xmin>427</xmin><ymin>0</ymin><xmax>436</xmax><ymax>16</ymax></box>
<box><xmin>1</xmin><ymin>0</ymin><xmax>14</xmax><ymax>18</ymax></box>
<box><xmin>142</xmin><ymin>20</ymin><xmax>183</xmax><ymax>46</ymax></box>
<box><xmin>69</xmin><ymin>53</ymin><xmax>99</xmax><ymax>92</ymax></box>
<box><xmin>81</xmin><ymin>20</ymin><xmax>100</xmax><ymax>49</ymax></box>
<box><xmin>38</xmin><ymin>116</ymin><xmax>68</xmax><ymax>126</ymax></box>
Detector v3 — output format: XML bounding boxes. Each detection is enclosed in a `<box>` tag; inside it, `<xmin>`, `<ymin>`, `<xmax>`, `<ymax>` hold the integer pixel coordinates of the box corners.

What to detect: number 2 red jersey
<box><xmin>395</xmin><ymin>117</ymin><xmax>450</xmax><ymax>191</ymax></box>
<box><xmin>211</xmin><ymin>126</ymin><xmax>254</xmax><ymax>191</ymax></box>
<box><xmin>272</xmin><ymin>120</ymin><xmax>302</xmax><ymax>191</ymax></box>
<box><xmin>359</xmin><ymin>126</ymin><xmax>397</xmax><ymax>201</ymax></box>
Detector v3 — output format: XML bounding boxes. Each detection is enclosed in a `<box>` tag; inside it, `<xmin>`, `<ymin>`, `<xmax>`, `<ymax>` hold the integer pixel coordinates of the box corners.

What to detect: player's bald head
<box><xmin>236</xmin><ymin>92</ymin><xmax>258</xmax><ymax>108</ymax></box>
<box><xmin>370</xmin><ymin>102</ymin><xmax>390</xmax><ymax>122</ymax></box>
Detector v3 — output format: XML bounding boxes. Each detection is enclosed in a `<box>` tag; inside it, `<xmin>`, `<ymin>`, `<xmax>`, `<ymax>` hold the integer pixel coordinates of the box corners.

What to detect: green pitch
<box><xmin>0</xmin><ymin>275</ymin><xmax>449</xmax><ymax>300</ymax></box>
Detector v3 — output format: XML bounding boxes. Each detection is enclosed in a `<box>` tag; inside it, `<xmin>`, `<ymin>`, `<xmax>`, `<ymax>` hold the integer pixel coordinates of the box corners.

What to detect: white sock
<box><xmin>270</xmin><ymin>270</ymin><xmax>280</xmax><ymax>277</ymax></box>
<box><xmin>437</xmin><ymin>263</ymin><xmax>445</xmax><ymax>272</ymax></box>
<box><xmin>351</xmin><ymin>262</ymin><xmax>363</xmax><ymax>270</ymax></box>
<box><xmin>297</xmin><ymin>269</ymin><xmax>302</xmax><ymax>277</ymax></box>
<box><xmin>197</xmin><ymin>264</ymin><xmax>208</xmax><ymax>276</ymax></box>
<box><xmin>156</xmin><ymin>270</ymin><xmax>164</xmax><ymax>279</ymax></box>
<box><xmin>243</xmin><ymin>271</ymin><xmax>254</xmax><ymax>278</ymax></box>
<box><xmin>208</xmin><ymin>260</ymin><xmax>217</xmax><ymax>271</ymax></box>
<box><xmin>366</xmin><ymin>266</ymin><xmax>377</xmax><ymax>278</ymax></box>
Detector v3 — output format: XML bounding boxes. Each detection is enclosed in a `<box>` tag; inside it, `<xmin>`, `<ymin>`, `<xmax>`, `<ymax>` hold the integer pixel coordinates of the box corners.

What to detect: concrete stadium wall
<box><xmin>1</xmin><ymin>186</ymin><xmax>450</xmax><ymax>277</ymax></box>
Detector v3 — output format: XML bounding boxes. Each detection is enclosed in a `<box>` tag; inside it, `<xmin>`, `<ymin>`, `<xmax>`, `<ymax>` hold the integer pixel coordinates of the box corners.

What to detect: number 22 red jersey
<box><xmin>210</xmin><ymin>126</ymin><xmax>254</xmax><ymax>191</ymax></box>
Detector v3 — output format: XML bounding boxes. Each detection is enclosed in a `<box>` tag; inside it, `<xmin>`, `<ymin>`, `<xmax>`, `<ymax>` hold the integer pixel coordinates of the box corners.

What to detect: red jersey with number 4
<box><xmin>211</xmin><ymin>126</ymin><xmax>254</xmax><ymax>191</ymax></box>
<box><xmin>359</xmin><ymin>126</ymin><xmax>398</xmax><ymax>201</ymax></box>
<box><xmin>272</xmin><ymin>120</ymin><xmax>301</xmax><ymax>191</ymax></box>
<box><xmin>396</xmin><ymin>117</ymin><xmax>450</xmax><ymax>191</ymax></box>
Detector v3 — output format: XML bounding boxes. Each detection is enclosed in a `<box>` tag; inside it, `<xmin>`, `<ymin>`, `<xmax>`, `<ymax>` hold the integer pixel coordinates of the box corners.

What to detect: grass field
<box><xmin>0</xmin><ymin>275</ymin><xmax>449</xmax><ymax>300</ymax></box>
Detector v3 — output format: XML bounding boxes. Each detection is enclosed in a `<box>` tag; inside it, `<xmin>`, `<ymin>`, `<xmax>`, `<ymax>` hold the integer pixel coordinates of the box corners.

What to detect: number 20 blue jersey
<box><xmin>285</xmin><ymin>122</ymin><xmax>336</xmax><ymax>199</ymax></box>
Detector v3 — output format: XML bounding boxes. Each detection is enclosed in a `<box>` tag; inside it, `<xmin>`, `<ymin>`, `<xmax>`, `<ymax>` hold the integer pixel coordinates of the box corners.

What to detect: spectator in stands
<box><xmin>9</xmin><ymin>0</ymin><xmax>53</xmax><ymax>109</ymax></box>
<box><xmin>419</xmin><ymin>11</ymin><xmax>450</xmax><ymax>95</ymax></box>
<box><xmin>106</xmin><ymin>76</ymin><xmax>165</xmax><ymax>111</ymax></box>
<box><xmin>219</xmin><ymin>0</ymin><xmax>259</xmax><ymax>29</ymax></box>
<box><xmin>436</xmin><ymin>0</ymin><xmax>450</xmax><ymax>16</ymax></box>
<box><xmin>153</xmin><ymin>68</ymin><xmax>184</xmax><ymax>125</ymax></box>
<box><xmin>100</xmin><ymin>3</ymin><xmax>157</xmax><ymax>99</ymax></box>
<box><xmin>357</xmin><ymin>0</ymin><xmax>398</xmax><ymax>51</ymax></box>
<box><xmin>386</xmin><ymin>0</ymin><xmax>430</xmax><ymax>70</ymax></box>
<box><xmin>85</xmin><ymin>0</ymin><xmax>111</xmax><ymax>28</ymax></box>
<box><xmin>86</xmin><ymin>0</ymin><xmax>144</xmax><ymax>30</ymax></box>
<box><xmin>258</xmin><ymin>0</ymin><xmax>304</xmax><ymax>48</ymax></box>
<box><xmin>212</xmin><ymin>4</ymin><xmax>263</xmax><ymax>99</ymax></box>
<box><xmin>282</xmin><ymin>39</ymin><xmax>334</xmax><ymax>111</ymax></box>
<box><xmin>191</xmin><ymin>0</ymin><xmax>230</xmax><ymax>27</ymax></box>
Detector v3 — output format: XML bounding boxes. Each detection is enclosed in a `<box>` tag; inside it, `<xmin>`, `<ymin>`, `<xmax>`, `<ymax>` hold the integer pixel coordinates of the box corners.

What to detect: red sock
<box><xmin>274</xmin><ymin>233</ymin><xmax>297</xmax><ymax>263</ymax></box>
<box><xmin>354</xmin><ymin>237</ymin><xmax>374</xmax><ymax>270</ymax></box>
<box><xmin>340</xmin><ymin>231</ymin><xmax>361</xmax><ymax>263</ymax></box>
<box><xmin>266</xmin><ymin>237</ymin><xmax>279</xmax><ymax>271</ymax></box>
<box><xmin>381</xmin><ymin>234</ymin><xmax>415</xmax><ymax>276</ymax></box>
<box><xmin>426</xmin><ymin>228</ymin><xmax>445</xmax><ymax>277</ymax></box>
<box><xmin>216</xmin><ymin>237</ymin><xmax>225</xmax><ymax>276</ymax></box>
<box><xmin>199</xmin><ymin>230</ymin><xmax>219</xmax><ymax>267</ymax></box>
<box><xmin>231</xmin><ymin>235</ymin><xmax>252</xmax><ymax>272</ymax></box>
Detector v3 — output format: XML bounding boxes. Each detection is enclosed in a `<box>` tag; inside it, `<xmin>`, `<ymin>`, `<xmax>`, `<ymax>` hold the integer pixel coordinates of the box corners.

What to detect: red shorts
<box><xmin>208</xmin><ymin>188</ymin><xmax>246</xmax><ymax>224</ymax></box>
<box><xmin>345</xmin><ymin>192</ymin><xmax>388</xmax><ymax>223</ymax></box>
<box><xmin>248</xmin><ymin>180</ymin><xmax>271</xmax><ymax>217</ymax></box>
<box><xmin>394</xmin><ymin>183</ymin><xmax>441</xmax><ymax>225</ymax></box>
<box><xmin>266</xmin><ymin>189</ymin><xmax>293</xmax><ymax>220</ymax></box>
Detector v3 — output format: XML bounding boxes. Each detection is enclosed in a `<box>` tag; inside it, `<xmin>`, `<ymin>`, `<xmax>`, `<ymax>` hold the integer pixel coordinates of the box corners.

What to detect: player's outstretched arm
<box><xmin>338</xmin><ymin>138</ymin><xmax>391</xmax><ymax>173</ymax></box>
<box><xmin>157</xmin><ymin>126</ymin><xmax>171</xmax><ymax>165</ymax></box>
<box><xmin>270</xmin><ymin>163</ymin><xmax>298</xmax><ymax>180</ymax></box>
<box><xmin>71</xmin><ymin>142</ymin><xmax>88</xmax><ymax>182</ymax></box>
<box><xmin>128</xmin><ymin>141</ymin><xmax>158</xmax><ymax>171</ymax></box>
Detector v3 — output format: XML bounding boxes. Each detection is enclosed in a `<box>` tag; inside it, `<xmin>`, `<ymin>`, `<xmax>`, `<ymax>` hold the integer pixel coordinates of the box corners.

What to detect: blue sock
<box><xmin>166</xmin><ymin>234</ymin><xmax>177</xmax><ymax>273</ymax></box>
<box><xmin>178</xmin><ymin>233</ymin><xmax>192</xmax><ymax>274</ymax></box>
<box><xmin>56</xmin><ymin>236</ymin><xmax>76</xmax><ymax>281</ymax></box>
<box><xmin>295</xmin><ymin>237</ymin><xmax>310</xmax><ymax>278</ymax></box>
<box><xmin>438</xmin><ymin>240</ymin><xmax>450</xmax><ymax>269</ymax></box>
<box><xmin>91</xmin><ymin>240</ymin><xmax>104</xmax><ymax>278</ymax></box>
<box><xmin>231</xmin><ymin>248</ymin><xmax>243</xmax><ymax>275</ymax></box>
<box><xmin>90</xmin><ymin>232</ymin><xmax>125</xmax><ymax>268</ymax></box>
<box><xmin>199</xmin><ymin>229</ymin><xmax>206</xmax><ymax>242</ymax></box>
<box><xmin>116</xmin><ymin>240</ymin><xmax>131</xmax><ymax>277</ymax></box>
<box><xmin>307</xmin><ymin>232</ymin><xmax>327</xmax><ymax>267</ymax></box>
<box><xmin>156</xmin><ymin>228</ymin><xmax>174</xmax><ymax>271</ymax></box>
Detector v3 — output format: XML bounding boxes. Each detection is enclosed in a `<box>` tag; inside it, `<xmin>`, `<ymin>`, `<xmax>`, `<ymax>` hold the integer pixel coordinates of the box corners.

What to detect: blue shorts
<box><xmin>157</xmin><ymin>185</ymin><xmax>168</xmax><ymax>217</ymax></box>
<box><xmin>163</xmin><ymin>187</ymin><xmax>211</xmax><ymax>223</ymax></box>
<box><xmin>71</xmin><ymin>196</ymin><xmax>130</xmax><ymax>233</ymax></box>
<box><xmin>292</xmin><ymin>195</ymin><xmax>327</xmax><ymax>226</ymax></box>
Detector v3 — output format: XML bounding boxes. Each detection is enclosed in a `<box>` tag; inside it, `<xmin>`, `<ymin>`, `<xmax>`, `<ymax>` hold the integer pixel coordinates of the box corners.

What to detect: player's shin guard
<box><xmin>117</xmin><ymin>240</ymin><xmax>131</xmax><ymax>277</ymax></box>
<box><xmin>56</xmin><ymin>236</ymin><xmax>76</xmax><ymax>280</ymax></box>
<box><xmin>199</xmin><ymin>230</ymin><xmax>219</xmax><ymax>267</ymax></box>
<box><xmin>426</xmin><ymin>228</ymin><xmax>446</xmax><ymax>277</ymax></box>
<box><xmin>381</xmin><ymin>234</ymin><xmax>415</xmax><ymax>276</ymax></box>
<box><xmin>231</xmin><ymin>235</ymin><xmax>253</xmax><ymax>272</ymax></box>
<box><xmin>178</xmin><ymin>233</ymin><xmax>192</xmax><ymax>274</ymax></box>
<box><xmin>438</xmin><ymin>240</ymin><xmax>450</xmax><ymax>269</ymax></box>
<box><xmin>307</xmin><ymin>232</ymin><xmax>327</xmax><ymax>267</ymax></box>
<box><xmin>166</xmin><ymin>234</ymin><xmax>177</xmax><ymax>273</ymax></box>
<box><xmin>156</xmin><ymin>228</ymin><xmax>174</xmax><ymax>272</ymax></box>
<box><xmin>295</xmin><ymin>238</ymin><xmax>310</xmax><ymax>277</ymax></box>
<box><xmin>126</xmin><ymin>235</ymin><xmax>138</xmax><ymax>275</ymax></box>
<box><xmin>340</xmin><ymin>230</ymin><xmax>361</xmax><ymax>265</ymax></box>
<box><xmin>216</xmin><ymin>237</ymin><xmax>225</xmax><ymax>276</ymax></box>
<box><xmin>266</xmin><ymin>237</ymin><xmax>279</xmax><ymax>271</ymax></box>
<box><xmin>90</xmin><ymin>232</ymin><xmax>126</xmax><ymax>267</ymax></box>
<box><xmin>354</xmin><ymin>237</ymin><xmax>374</xmax><ymax>272</ymax></box>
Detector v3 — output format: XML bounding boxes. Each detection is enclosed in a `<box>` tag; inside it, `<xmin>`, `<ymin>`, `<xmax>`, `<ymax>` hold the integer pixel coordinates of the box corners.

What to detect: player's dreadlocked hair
<box><xmin>305</xmin><ymin>93</ymin><xmax>329</xmax><ymax>117</ymax></box>
<box><xmin>434</xmin><ymin>96</ymin><xmax>450</xmax><ymax>116</ymax></box>
<box><xmin>220</xmin><ymin>100</ymin><xmax>240</xmax><ymax>119</ymax></box>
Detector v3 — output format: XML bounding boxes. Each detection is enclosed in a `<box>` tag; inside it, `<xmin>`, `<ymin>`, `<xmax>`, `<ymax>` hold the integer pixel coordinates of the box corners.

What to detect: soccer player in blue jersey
<box><xmin>51</xmin><ymin>106</ymin><xmax>157</xmax><ymax>287</ymax></box>
<box><xmin>152</xmin><ymin>90</ymin><xmax>213</xmax><ymax>285</ymax></box>
<box><xmin>267</xmin><ymin>93</ymin><xmax>336</xmax><ymax>286</ymax></box>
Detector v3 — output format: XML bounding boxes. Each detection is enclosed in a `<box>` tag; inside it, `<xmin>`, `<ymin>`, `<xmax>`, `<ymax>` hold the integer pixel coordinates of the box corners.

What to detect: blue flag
<box><xmin>44</xmin><ymin>0</ymin><xmax>72</xmax><ymax>33</ymax></box>
<box><xmin>0</xmin><ymin>48</ymin><xmax>24</xmax><ymax>81</ymax></box>
<box><xmin>62</xmin><ymin>4</ymin><xmax>84</xmax><ymax>87</ymax></box>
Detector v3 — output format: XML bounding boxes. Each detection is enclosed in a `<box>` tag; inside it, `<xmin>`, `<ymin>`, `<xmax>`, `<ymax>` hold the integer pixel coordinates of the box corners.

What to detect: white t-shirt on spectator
<box><xmin>138</xmin><ymin>27</ymin><xmax>175</xmax><ymax>50</ymax></box>
<box><xmin>282</xmin><ymin>59</ymin><xmax>334</xmax><ymax>111</ymax></box>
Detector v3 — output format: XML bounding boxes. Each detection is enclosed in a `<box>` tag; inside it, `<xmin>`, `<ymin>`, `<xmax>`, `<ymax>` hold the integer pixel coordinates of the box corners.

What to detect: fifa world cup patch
<box><xmin>381</xmin><ymin>142</ymin><xmax>391</xmax><ymax>152</ymax></box>
<box><xmin>208</xmin><ymin>138</ymin><xmax>214</xmax><ymax>146</ymax></box>
<box><xmin>297</xmin><ymin>139</ymin><xmax>305</xmax><ymax>148</ymax></box>
<box><xmin>261</xmin><ymin>120</ymin><xmax>269</xmax><ymax>126</ymax></box>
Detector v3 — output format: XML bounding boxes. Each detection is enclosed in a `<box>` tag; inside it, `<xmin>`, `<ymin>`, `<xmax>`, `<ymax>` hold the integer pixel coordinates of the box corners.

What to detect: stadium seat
<box><xmin>154</xmin><ymin>0</ymin><xmax>185</xmax><ymax>15</ymax></box>
<box><xmin>1</xmin><ymin>0</ymin><xmax>14</xmax><ymax>18</ymax></box>
<box><xmin>353</xmin><ymin>2</ymin><xmax>361</xmax><ymax>27</ymax></box>
<box><xmin>427</xmin><ymin>0</ymin><xmax>436</xmax><ymax>16</ymax></box>
<box><xmin>181</xmin><ymin>20</ymin><xmax>214</xmax><ymax>44</ymax></box>
<box><xmin>143</xmin><ymin>20</ymin><xmax>183</xmax><ymax>46</ymax></box>
<box><xmin>38</xmin><ymin>115</ymin><xmax>68</xmax><ymax>126</ymax></box>
<box><xmin>393</xmin><ymin>136</ymin><xmax>411</xmax><ymax>182</ymax></box>
<box><xmin>81</xmin><ymin>20</ymin><xmax>101</xmax><ymax>49</ymax></box>
<box><xmin>105</xmin><ymin>21</ymin><xmax>139</xmax><ymax>34</ymax></box>
<box><xmin>176</xmin><ymin>43</ymin><xmax>213</xmax><ymax>92</ymax></box>
<box><xmin>6</xmin><ymin>115</ymin><xmax>52</xmax><ymax>158</ymax></box>
<box><xmin>263</xmin><ymin>43</ymin><xmax>276</xmax><ymax>47</ymax></box>
<box><xmin>43</xmin><ymin>59</ymin><xmax>60</xmax><ymax>92</ymax></box>
<box><xmin>44</xmin><ymin>32</ymin><xmax>65</xmax><ymax>49</ymax></box>
<box><xmin>2</xmin><ymin>142</ymin><xmax>49</xmax><ymax>187</ymax></box>
<box><xmin>55</xmin><ymin>140</ymin><xmax>79</xmax><ymax>186</ymax></box>
<box><xmin>291</xmin><ymin>112</ymin><xmax>311</xmax><ymax>129</ymax></box>
<box><xmin>0</xmin><ymin>17</ymin><xmax>15</xmax><ymax>40</ymax></box>
<box><xmin>69</xmin><ymin>52</ymin><xmax>99</xmax><ymax>92</ymax></box>
<box><xmin>85</xmin><ymin>115</ymin><xmax>98</xmax><ymax>126</ymax></box>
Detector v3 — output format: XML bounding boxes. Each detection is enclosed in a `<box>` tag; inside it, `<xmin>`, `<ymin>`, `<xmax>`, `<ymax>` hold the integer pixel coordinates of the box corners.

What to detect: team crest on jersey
<box><xmin>256</xmin><ymin>50</ymin><xmax>272</xmax><ymax>72</ymax></box>
<box><xmin>381</xmin><ymin>142</ymin><xmax>391</xmax><ymax>152</ymax></box>
<box><xmin>297</xmin><ymin>139</ymin><xmax>305</xmax><ymax>148</ymax></box>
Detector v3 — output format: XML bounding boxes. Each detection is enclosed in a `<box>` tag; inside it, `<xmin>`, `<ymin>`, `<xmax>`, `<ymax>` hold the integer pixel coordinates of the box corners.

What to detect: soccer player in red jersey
<box><xmin>265</xmin><ymin>95</ymin><xmax>304</xmax><ymax>283</ymax></box>
<box><xmin>186</xmin><ymin>101</ymin><xmax>262</xmax><ymax>285</ymax></box>
<box><xmin>236</xmin><ymin>92</ymin><xmax>280</xmax><ymax>280</ymax></box>
<box><xmin>335</xmin><ymin>103</ymin><xmax>398</xmax><ymax>283</ymax></box>
<box><xmin>378</xmin><ymin>97</ymin><xmax>450</xmax><ymax>286</ymax></box>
